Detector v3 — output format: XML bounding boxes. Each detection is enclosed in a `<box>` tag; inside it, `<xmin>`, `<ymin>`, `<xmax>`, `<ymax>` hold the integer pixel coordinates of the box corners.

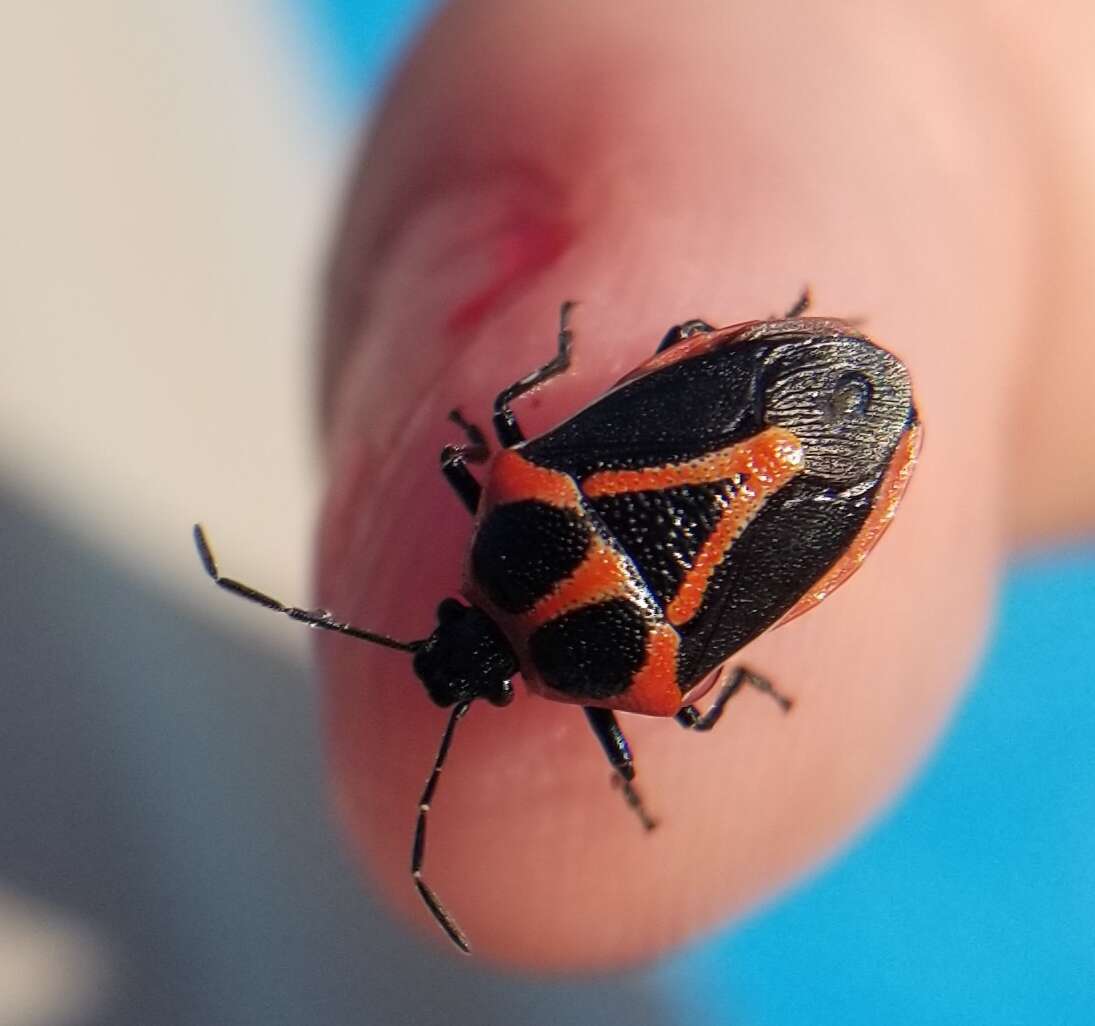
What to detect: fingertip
<box><xmin>314</xmin><ymin>0</ymin><xmax>1029</xmax><ymax>968</ymax></box>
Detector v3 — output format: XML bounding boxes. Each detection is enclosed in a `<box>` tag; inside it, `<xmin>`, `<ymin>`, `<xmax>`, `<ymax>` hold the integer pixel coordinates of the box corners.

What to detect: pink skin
<box><xmin>316</xmin><ymin>0</ymin><xmax>1095</xmax><ymax>969</ymax></box>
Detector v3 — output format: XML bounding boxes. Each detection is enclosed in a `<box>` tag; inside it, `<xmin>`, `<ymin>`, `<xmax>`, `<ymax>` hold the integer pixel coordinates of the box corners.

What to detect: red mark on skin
<box><xmin>445</xmin><ymin>218</ymin><xmax>571</xmax><ymax>334</ymax></box>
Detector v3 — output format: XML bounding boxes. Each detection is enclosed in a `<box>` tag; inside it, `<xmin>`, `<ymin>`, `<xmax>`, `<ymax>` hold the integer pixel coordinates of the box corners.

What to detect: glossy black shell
<box><xmin>510</xmin><ymin>318</ymin><xmax>918</xmax><ymax>690</ymax></box>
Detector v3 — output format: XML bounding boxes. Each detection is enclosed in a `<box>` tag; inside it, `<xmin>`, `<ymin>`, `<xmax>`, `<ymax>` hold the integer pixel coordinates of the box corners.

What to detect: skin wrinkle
<box><xmin>319</xmin><ymin>4</ymin><xmax>651</xmax><ymax>432</ymax></box>
<box><xmin>314</xmin><ymin>0</ymin><xmax>1090</xmax><ymax>968</ymax></box>
<box><xmin>322</xmin><ymin>170</ymin><xmax>574</xmax><ymax>474</ymax></box>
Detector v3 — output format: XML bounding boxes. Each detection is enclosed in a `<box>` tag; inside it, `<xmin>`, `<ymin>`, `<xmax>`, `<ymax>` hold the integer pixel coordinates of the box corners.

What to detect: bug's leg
<box><xmin>492</xmin><ymin>301</ymin><xmax>575</xmax><ymax>448</ymax></box>
<box><xmin>440</xmin><ymin>409</ymin><xmax>491</xmax><ymax>515</ymax></box>
<box><xmin>654</xmin><ymin>318</ymin><xmax>716</xmax><ymax>354</ymax></box>
<box><xmin>440</xmin><ymin>446</ymin><xmax>482</xmax><ymax>514</ymax></box>
<box><xmin>784</xmin><ymin>286</ymin><xmax>811</xmax><ymax>319</ymax></box>
<box><xmin>413</xmin><ymin>701</ymin><xmax>473</xmax><ymax>953</ymax></box>
<box><xmin>448</xmin><ymin>409</ymin><xmax>490</xmax><ymax>463</ymax></box>
<box><xmin>584</xmin><ymin>707</ymin><xmax>657</xmax><ymax>831</ymax></box>
<box><xmin>193</xmin><ymin>525</ymin><xmax>418</xmax><ymax>652</ymax></box>
<box><xmin>675</xmin><ymin>665</ymin><xmax>793</xmax><ymax>732</ymax></box>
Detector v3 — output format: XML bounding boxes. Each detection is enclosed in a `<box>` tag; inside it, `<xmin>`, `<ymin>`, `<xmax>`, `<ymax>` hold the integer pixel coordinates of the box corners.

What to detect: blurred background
<box><xmin>1</xmin><ymin>3</ymin><xmax>1093</xmax><ymax>1024</ymax></box>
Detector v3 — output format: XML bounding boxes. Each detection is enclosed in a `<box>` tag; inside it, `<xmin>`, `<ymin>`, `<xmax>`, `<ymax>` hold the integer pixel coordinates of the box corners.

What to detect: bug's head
<box><xmin>759</xmin><ymin>330</ymin><xmax>917</xmax><ymax>489</ymax></box>
<box><xmin>412</xmin><ymin>599</ymin><xmax>518</xmax><ymax>708</ymax></box>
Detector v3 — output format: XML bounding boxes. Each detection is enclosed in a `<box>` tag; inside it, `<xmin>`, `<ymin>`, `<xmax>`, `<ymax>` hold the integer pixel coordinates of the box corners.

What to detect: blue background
<box><xmin>293</xmin><ymin>2</ymin><xmax>1095</xmax><ymax>1020</ymax></box>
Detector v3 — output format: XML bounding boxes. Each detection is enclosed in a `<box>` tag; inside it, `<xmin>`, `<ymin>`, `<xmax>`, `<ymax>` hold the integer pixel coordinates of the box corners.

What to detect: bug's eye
<box><xmin>828</xmin><ymin>371</ymin><xmax>872</xmax><ymax>421</ymax></box>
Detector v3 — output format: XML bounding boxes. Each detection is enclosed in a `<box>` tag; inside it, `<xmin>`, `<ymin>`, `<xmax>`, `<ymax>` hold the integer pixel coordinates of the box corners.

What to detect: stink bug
<box><xmin>194</xmin><ymin>290</ymin><xmax>921</xmax><ymax>952</ymax></box>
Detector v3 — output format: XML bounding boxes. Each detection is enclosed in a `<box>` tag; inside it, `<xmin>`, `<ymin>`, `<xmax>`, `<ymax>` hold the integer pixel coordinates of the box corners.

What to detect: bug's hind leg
<box><xmin>492</xmin><ymin>302</ymin><xmax>575</xmax><ymax>448</ymax></box>
<box><xmin>654</xmin><ymin>318</ymin><xmax>716</xmax><ymax>354</ymax></box>
<box><xmin>440</xmin><ymin>409</ymin><xmax>490</xmax><ymax>514</ymax></box>
<box><xmin>783</xmin><ymin>286</ymin><xmax>811</xmax><ymax>319</ymax></box>
<box><xmin>675</xmin><ymin>666</ymin><xmax>793</xmax><ymax>732</ymax></box>
<box><xmin>584</xmin><ymin>707</ymin><xmax>657</xmax><ymax>831</ymax></box>
<box><xmin>655</xmin><ymin>287</ymin><xmax>810</xmax><ymax>358</ymax></box>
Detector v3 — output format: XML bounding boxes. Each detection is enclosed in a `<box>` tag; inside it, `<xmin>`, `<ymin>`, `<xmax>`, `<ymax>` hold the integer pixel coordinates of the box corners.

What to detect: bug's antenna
<box><xmin>193</xmin><ymin>524</ymin><xmax>420</xmax><ymax>653</ymax></box>
<box><xmin>412</xmin><ymin>701</ymin><xmax>472</xmax><ymax>953</ymax></box>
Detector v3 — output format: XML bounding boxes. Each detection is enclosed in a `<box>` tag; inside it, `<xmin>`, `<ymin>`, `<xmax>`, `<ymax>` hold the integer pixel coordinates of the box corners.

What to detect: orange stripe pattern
<box><xmin>582</xmin><ymin>427</ymin><xmax>801</xmax><ymax>498</ymax></box>
<box><xmin>465</xmin><ymin>430</ymin><xmax>805</xmax><ymax>714</ymax></box>
<box><xmin>582</xmin><ymin>428</ymin><xmax>804</xmax><ymax>627</ymax></box>
<box><xmin>483</xmin><ymin>449</ymin><xmax>583</xmax><ymax>510</ymax></box>
<box><xmin>527</xmin><ymin>539</ymin><xmax>633</xmax><ymax>625</ymax></box>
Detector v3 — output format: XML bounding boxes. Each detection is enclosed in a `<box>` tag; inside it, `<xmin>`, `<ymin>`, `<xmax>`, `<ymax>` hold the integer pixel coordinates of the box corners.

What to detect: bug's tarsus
<box><xmin>654</xmin><ymin>317</ymin><xmax>716</xmax><ymax>354</ymax></box>
<box><xmin>675</xmin><ymin>666</ymin><xmax>793</xmax><ymax>732</ymax></box>
<box><xmin>610</xmin><ymin>774</ymin><xmax>658</xmax><ymax>832</ymax></box>
<box><xmin>584</xmin><ymin>707</ymin><xmax>658</xmax><ymax>831</ymax></box>
<box><xmin>492</xmin><ymin>301</ymin><xmax>575</xmax><ymax>447</ymax></box>
<box><xmin>784</xmin><ymin>286</ymin><xmax>812</xmax><ymax>319</ymax></box>
<box><xmin>440</xmin><ymin>409</ymin><xmax>491</xmax><ymax>513</ymax></box>
<box><xmin>448</xmin><ymin>409</ymin><xmax>490</xmax><ymax>463</ymax></box>
<box><xmin>412</xmin><ymin>701</ymin><xmax>472</xmax><ymax>953</ymax></box>
<box><xmin>192</xmin><ymin>524</ymin><xmax>419</xmax><ymax>653</ymax></box>
<box><xmin>747</xmin><ymin>671</ymin><xmax>794</xmax><ymax>714</ymax></box>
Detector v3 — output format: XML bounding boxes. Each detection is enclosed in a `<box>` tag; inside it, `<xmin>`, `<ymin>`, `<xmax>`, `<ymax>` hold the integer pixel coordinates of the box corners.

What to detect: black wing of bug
<box><xmin>670</xmin><ymin>326</ymin><xmax>916</xmax><ymax>684</ymax></box>
<box><xmin>522</xmin><ymin>321</ymin><xmax>918</xmax><ymax>691</ymax></box>
<box><xmin>518</xmin><ymin>334</ymin><xmax>776</xmax><ymax>661</ymax></box>
<box><xmin>519</xmin><ymin>337</ymin><xmax>772</xmax><ymax>479</ymax></box>
<box><xmin>671</xmin><ymin>474</ymin><xmax>880</xmax><ymax>684</ymax></box>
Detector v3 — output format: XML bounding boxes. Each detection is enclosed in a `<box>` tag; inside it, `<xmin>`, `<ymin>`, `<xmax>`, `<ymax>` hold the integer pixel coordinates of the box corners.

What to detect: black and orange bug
<box><xmin>194</xmin><ymin>290</ymin><xmax>921</xmax><ymax>952</ymax></box>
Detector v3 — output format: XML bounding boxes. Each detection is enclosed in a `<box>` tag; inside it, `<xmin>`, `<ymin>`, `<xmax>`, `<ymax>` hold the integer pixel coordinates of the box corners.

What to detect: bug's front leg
<box><xmin>492</xmin><ymin>302</ymin><xmax>575</xmax><ymax>447</ymax></box>
<box><xmin>439</xmin><ymin>409</ymin><xmax>491</xmax><ymax>514</ymax></box>
<box><xmin>449</xmin><ymin>408</ymin><xmax>490</xmax><ymax>462</ymax></box>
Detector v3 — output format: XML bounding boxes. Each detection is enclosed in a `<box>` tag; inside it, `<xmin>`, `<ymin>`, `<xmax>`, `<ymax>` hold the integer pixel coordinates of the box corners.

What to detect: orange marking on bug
<box><xmin>612</xmin><ymin>624</ymin><xmax>684</xmax><ymax>716</ymax></box>
<box><xmin>777</xmin><ymin>419</ymin><xmax>922</xmax><ymax>628</ymax></box>
<box><xmin>582</xmin><ymin>426</ymin><xmax>802</xmax><ymax>497</ymax></box>
<box><xmin>663</xmin><ymin>429</ymin><xmax>806</xmax><ymax>626</ymax></box>
<box><xmin>483</xmin><ymin>449</ymin><xmax>581</xmax><ymax>510</ymax></box>
<box><xmin>526</xmin><ymin>539</ymin><xmax>632</xmax><ymax>628</ymax></box>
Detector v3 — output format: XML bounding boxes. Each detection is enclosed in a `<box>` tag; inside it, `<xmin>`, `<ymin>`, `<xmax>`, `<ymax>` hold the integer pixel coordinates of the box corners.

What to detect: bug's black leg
<box><xmin>448</xmin><ymin>409</ymin><xmax>489</xmax><ymax>463</ymax></box>
<box><xmin>654</xmin><ymin>318</ymin><xmax>716</xmax><ymax>354</ymax></box>
<box><xmin>440</xmin><ymin>409</ymin><xmax>491</xmax><ymax>514</ymax></box>
<box><xmin>584</xmin><ymin>707</ymin><xmax>657</xmax><ymax>831</ymax></box>
<box><xmin>675</xmin><ymin>665</ymin><xmax>793</xmax><ymax>732</ymax></box>
<box><xmin>492</xmin><ymin>301</ymin><xmax>575</xmax><ymax>448</ymax></box>
<box><xmin>412</xmin><ymin>701</ymin><xmax>473</xmax><ymax>953</ymax></box>
<box><xmin>440</xmin><ymin>447</ymin><xmax>482</xmax><ymax>514</ymax></box>
<box><xmin>784</xmin><ymin>286</ymin><xmax>811</xmax><ymax>319</ymax></box>
<box><xmin>193</xmin><ymin>525</ymin><xmax>419</xmax><ymax>652</ymax></box>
